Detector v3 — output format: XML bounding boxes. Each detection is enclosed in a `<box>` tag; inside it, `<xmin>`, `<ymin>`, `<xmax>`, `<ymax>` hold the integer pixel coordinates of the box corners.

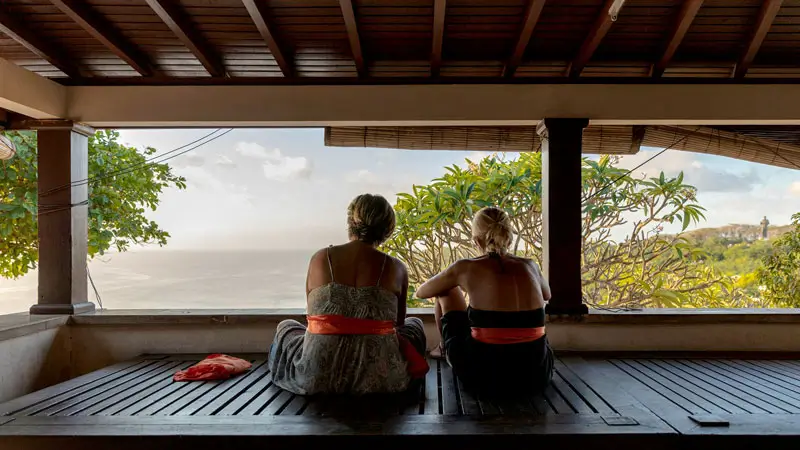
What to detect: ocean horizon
<box><xmin>0</xmin><ymin>249</ymin><xmax>322</xmax><ymax>314</ymax></box>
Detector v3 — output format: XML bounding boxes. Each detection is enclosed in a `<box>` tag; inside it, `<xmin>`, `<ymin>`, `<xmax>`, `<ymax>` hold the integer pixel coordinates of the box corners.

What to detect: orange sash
<box><xmin>471</xmin><ymin>326</ymin><xmax>546</xmax><ymax>345</ymax></box>
<box><xmin>307</xmin><ymin>314</ymin><xmax>429</xmax><ymax>378</ymax></box>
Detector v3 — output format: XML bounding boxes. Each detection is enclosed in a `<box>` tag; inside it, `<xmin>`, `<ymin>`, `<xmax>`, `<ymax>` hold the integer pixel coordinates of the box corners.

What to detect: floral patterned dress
<box><xmin>268</xmin><ymin>253</ymin><xmax>426</xmax><ymax>395</ymax></box>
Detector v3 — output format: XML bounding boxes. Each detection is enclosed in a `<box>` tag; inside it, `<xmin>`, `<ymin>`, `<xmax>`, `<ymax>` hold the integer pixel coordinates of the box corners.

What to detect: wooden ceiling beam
<box><xmin>0</xmin><ymin>8</ymin><xmax>81</xmax><ymax>78</ymax></box>
<box><xmin>735</xmin><ymin>0</ymin><xmax>783</xmax><ymax>79</ymax></box>
<box><xmin>49</xmin><ymin>0</ymin><xmax>158</xmax><ymax>77</ymax></box>
<box><xmin>567</xmin><ymin>0</ymin><xmax>620</xmax><ymax>78</ymax></box>
<box><xmin>339</xmin><ymin>0</ymin><xmax>366</xmax><ymax>77</ymax></box>
<box><xmin>431</xmin><ymin>0</ymin><xmax>446</xmax><ymax>77</ymax></box>
<box><xmin>145</xmin><ymin>0</ymin><xmax>227</xmax><ymax>78</ymax></box>
<box><xmin>652</xmin><ymin>0</ymin><xmax>703</xmax><ymax>78</ymax></box>
<box><xmin>242</xmin><ymin>0</ymin><xmax>293</xmax><ymax>77</ymax></box>
<box><xmin>504</xmin><ymin>0</ymin><xmax>547</xmax><ymax>77</ymax></box>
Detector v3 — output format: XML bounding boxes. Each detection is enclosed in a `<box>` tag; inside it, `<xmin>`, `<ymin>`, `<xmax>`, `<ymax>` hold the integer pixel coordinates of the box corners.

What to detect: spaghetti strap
<box><xmin>376</xmin><ymin>254</ymin><xmax>388</xmax><ymax>286</ymax></box>
<box><xmin>326</xmin><ymin>246</ymin><xmax>334</xmax><ymax>282</ymax></box>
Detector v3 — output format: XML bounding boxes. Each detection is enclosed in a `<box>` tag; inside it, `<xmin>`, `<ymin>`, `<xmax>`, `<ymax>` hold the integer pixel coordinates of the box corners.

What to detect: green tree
<box><xmin>0</xmin><ymin>130</ymin><xmax>185</xmax><ymax>279</ymax></box>
<box><xmin>384</xmin><ymin>153</ymin><xmax>739</xmax><ymax>309</ymax></box>
<box><xmin>758</xmin><ymin>212</ymin><xmax>800</xmax><ymax>306</ymax></box>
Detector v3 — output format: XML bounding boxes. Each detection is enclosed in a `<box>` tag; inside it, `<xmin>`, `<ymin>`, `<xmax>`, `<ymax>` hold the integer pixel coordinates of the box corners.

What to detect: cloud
<box><xmin>173</xmin><ymin>151</ymin><xmax>205</xmax><ymax>168</ymax></box>
<box><xmin>618</xmin><ymin>150</ymin><xmax>762</xmax><ymax>193</ymax></box>
<box><xmin>346</xmin><ymin>169</ymin><xmax>380</xmax><ymax>184</ymax></box>
<box><xmin>214</xmin><ymin>154</ymin><xmax>236</xmax><ymax>169</ymax></box>
<box><xmin>235</xmin><ymin>142</ymin><xmax>313</xmax><ymax>181</ymax></box>
<box><xmin>789</xmin><ymin>181</ymin><xmax>800</xmax><ymax>197</ymax></box>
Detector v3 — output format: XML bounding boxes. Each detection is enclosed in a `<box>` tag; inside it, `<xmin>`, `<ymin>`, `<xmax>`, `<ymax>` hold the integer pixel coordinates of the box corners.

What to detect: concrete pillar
<box><xmin>30</xmin><ymin>121</ymin><xmax>95</xmax><ymax>315</ymax></box>
<box><xmin>537</xmin><ymin>118</ymin><xmax>589</xmax><ymax>315</ymax></box>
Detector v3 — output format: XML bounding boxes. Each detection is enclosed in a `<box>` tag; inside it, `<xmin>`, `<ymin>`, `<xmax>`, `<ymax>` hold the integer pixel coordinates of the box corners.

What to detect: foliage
<box><xmin>0</xmin><ymin>130</ymin><xmax>185</xmax><ymax>278</ymax></box>
<box><xmin>384</xmin><ymin>152</ymin><xmax>739</xmax><ymax>309</ymax></box>
<box><xmin>758</xmin><ymin>213</ymin><xmax>800</xmax><ymax>306</ymax></box>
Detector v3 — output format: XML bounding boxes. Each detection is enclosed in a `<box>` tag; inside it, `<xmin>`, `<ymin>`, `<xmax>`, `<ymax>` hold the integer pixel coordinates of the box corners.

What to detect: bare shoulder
<box><xmin>309</xmin><ymin>247</ymin><xmax>329</xmax><ymax>266</ymax></box>
<box><xmin>385</xmin><ymin>253</ymin><xmax>409</xmax><ymax>275</ymax></box>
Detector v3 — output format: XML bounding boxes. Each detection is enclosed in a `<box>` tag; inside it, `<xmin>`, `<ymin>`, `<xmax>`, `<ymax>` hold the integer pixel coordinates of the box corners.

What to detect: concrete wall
<box><xmin>0</xmin><ymin>326</ymin><xmax>70</xmax><ymax>403</ymax></box>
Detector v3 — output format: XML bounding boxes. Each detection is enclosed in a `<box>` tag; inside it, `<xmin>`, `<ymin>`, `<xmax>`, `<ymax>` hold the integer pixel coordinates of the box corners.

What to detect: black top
<box><xmin>467</xmin><ymin>306</ymin><xmax>545</xmax><ymax>329</ymax></box>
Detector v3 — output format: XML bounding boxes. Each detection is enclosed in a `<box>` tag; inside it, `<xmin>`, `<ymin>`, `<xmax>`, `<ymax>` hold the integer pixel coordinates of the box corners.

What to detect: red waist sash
<box><xmin>307</xmin><ymin>314</ymin><xmax>429</xmax><ymax>378</ymax></box>
<box><xmin>471</xmin><ymin>326</ymin><xmax>546</xmax><ymax>345</ymax></box>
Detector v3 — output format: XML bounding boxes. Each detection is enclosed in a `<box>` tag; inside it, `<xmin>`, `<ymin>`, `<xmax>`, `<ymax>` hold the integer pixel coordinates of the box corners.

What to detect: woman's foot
<box><xmin>429</xmin><ymin>342</ymin><xmax>446</xmax><ymax>360</ymax></box>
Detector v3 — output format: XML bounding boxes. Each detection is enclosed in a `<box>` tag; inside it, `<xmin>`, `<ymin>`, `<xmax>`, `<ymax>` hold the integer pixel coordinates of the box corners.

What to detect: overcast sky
<box><xmin>116</xmin><ymin>128</ymin><xmax>800</xmax><ymax>250</ymax></box>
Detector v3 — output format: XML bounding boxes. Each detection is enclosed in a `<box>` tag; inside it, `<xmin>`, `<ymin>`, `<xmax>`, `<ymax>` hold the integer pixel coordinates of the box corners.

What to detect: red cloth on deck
<box><xmin>307</xmin><ymin>314</ymin><xmax>429</xmax><ymax>379</ymax></box>
<box><xmin>173</xmin><ymin>354</ymin><xmax>252</xmax><ymax>381</ymax></box>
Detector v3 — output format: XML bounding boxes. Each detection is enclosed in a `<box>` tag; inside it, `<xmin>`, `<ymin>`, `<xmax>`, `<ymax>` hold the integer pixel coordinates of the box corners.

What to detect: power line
<box><xmin>40</xmin><ymin>128</ymin><xmax>230</xmax><ymax>197</ymax></box>
<box><xmin>581</xmin><ymin>127</ymin><xmax>701</xmax><ymax>205</ymax></box>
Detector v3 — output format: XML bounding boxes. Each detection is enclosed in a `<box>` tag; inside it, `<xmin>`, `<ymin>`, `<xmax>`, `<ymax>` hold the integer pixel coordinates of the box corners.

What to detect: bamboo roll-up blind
<box><xmin>643</xmin><ymin>126</ymin><xmax>800</xmax><ymax>170</ymax></box>
<box><xmin>325</xmin><ymin>126</ymin><xmax>640</xmax><ymax>155</ymax></box>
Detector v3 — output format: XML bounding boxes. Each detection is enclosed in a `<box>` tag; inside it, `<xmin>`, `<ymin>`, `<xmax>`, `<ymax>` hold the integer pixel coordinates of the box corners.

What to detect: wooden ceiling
<box><xmin>1</xmin><ymin>0</ymin><xmax>800</xmax><ymax>84</ymax></box>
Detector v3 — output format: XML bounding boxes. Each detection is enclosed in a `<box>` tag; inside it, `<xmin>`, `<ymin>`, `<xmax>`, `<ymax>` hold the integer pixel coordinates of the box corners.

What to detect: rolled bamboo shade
<box><xmin>324</xmin><ymin>126</ymin><xmax>640</xmax><ymax>155</ymax></box>
<box><xmin>325</xmin><ymin>125</ymin><xmax>800</xmax><ymax>170</ymax></box>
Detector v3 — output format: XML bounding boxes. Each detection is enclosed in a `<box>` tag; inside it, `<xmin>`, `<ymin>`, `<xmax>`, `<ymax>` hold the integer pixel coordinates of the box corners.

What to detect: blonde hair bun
<box><xmin>472</xmin><ymin>207</ymin><xmax>513</xmax><ymax>254</ymax></box>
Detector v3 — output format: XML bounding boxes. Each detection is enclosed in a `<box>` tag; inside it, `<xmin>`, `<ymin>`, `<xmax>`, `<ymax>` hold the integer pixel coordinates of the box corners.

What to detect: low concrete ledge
<box><xmin>65</xmin><ymin>308</ymin><xmax>800</xmax><ymax>326</ymax></box>
<box><xmin>0</xmin><ymin>314</ymin><xmax>68</xmax><ymax>342</ymax></box>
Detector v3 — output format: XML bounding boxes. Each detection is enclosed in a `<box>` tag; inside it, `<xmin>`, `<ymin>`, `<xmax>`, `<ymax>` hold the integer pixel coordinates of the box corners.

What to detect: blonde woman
<box><xmin>269</xmin><ymin>194</ymin><xmax>427</xmax><ymax>395</ymax></box>
<box><xmin>416</xmin><ymin>207</ymin><xmax>553</xmax><ymax>395</ymax></box>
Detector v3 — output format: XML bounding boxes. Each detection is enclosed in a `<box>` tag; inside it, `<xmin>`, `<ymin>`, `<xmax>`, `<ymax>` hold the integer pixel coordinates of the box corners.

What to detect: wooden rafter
<box><xmin>652</xmin><ymin>0</ymin><xmax>703</xmax><ymax>78</ymax></box>
<box><xmin>431</xmin><ymin>0</ymin><xmax>446</xmax><ymax>77</ymax></box>
<box><xmin>735</xmin><ymin>0</ymin><xmax>783</xmax><ymax>79</ymax></box>
<box><xmin>339</xmin><ymin>0</ymin><xmax>366</xmax><ymax>77</ymax></box>
<box><xmin>0</xmin><ymin>8</ymin><xmax>81</xmax><ymax>78</ymax></box>
<box><xmin>145</xmin><ymin>0</ymin><xmax>227</xmax><ymax>78</ymax></box>
<box><xmin>50</xmin><ymin>0</ymin><xmax>159</xmax><ymax>77</ymax></box>
<box><xmin>242</xmin><ymin>0</ymin><xmax>293</xmax><ymax>77</ymax></box>
<box><xmin>504</xmin><ymin>0</ymin><xmax>546</xmax><ymax>77</ymax></box>
<box><xmin>567</xmin><ymin>0</ymin><xmax>619</xmax><ymax>78</ymax></box>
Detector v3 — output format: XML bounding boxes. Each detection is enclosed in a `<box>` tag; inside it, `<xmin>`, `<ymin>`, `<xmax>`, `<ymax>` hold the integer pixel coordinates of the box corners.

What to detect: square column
<box><xmin>30</xmin><ymin>122</ymin><xmax>95</xmax><ymax>315</ymax></box>
<box><xmin>537</xmin><ymin>119</ymin><xmax>589</xmax><ymax>315</ymax></box>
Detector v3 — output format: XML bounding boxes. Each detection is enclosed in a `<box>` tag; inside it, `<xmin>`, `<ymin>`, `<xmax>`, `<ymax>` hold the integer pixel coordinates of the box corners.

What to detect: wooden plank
<box><xmin>647</xmin><ymin>360</ymin><xmax>754</xmax><ymax>414</ymax></box>
<box><xmin>144</xmin><ymin>0</ymin><xmax>227</xmax><ymax>77</ymax></box>
<box><xmin>735</xmin><ymin>0</ymin><xmax>784</xmax><ymax>78</ymax></box>
<box><xmin>756</xmin><ymin>360</ymin><xmax>800</xmax><ymax>380</ymax></box>
<box><xmin>623</xmin><ymin>360</ymin><xmax>729</xmax><ymax>415</ymax></box>
<box><xmin>191</xmin><ymin>362</ymin><xmax>271</xmax><ymax>415</ymax></box>
<box><xmin>543</xmin><ymin>384</ymin><xmax>574</xmax><ymax>414</ymax></box>
<box><xmin>609</xmin><ymin>360</ymin><xmax>707</xmax><ymax>415</ymax></box>
<box><xmin>440</xmin><ymin>361</ymin><xmax>460</xmax><ymax>415</ymax></box>
<box><xmin>214</xmin><ymin>373</ymin><xmax>274</xmax><ymax>416</ymax></box>
<box><xmin>551</xmin><ymin>371</ymin><xmax>593</xmax><ymax>414</ymax></box>
<box><xmin>49</xmin><ymin>0</ymin><xmax>159</xmax><ymax>77</ymax></box>
<box><xmin>280</xmin><ymin>394</ymin><xmax>307</xmax><ymax>416</ymax></box>
<box><xmin>430</xmin><ymin>0</ymin><xmax>445</xmax><ymax>77</ymax></box>
<box><xmin>151</xmin><ymin>379</ymin><xmax>230</xmax><ymax>416</ymax></box>
<box><xmin>132</xmin><ymin>380</ymin><xmax>209</xmax><ymax>416</ymax></box>
<box><xmin>238</xmin><ymin>381</ymin><xmax>282</xmax><ymax>415</ymax></box>
<box><xmin>113</xmin><ymin>376</ymin><xmax>194</xmax><ymax>416</ymax></box>
<box><xmin>0</xmin><ymin>7</ymin><xmax>81</xmax><ymax>77</ymax></box>
<box><xmin>0</xmin><ymin>359</ymin><xmax>146</xmax><ymax>416</ymax></box>
<box><xmin>242</xmin><ymin>0</ymin><xmax>292</xmax><ymax>77</ymax></box>
<box><xmin>504</xmin><ymin>0</ymin><xmax>546</xmax><ymax>77</ymax></box>
<box><xmin>739</xmin><ymin>360</ymin><xmax>800</xmax><ymax>389</ymax></box>
<box><xmin>338</xmin><ymin>0</ymin><xmax>365</xmax><ymax>77</ymax></box>
<box><xmin>70</xmin><ymin>361</ymin><xmax>187</xmax><ymax>416</ymax></box>
<box><xmin>41</xmin><ymin>361</ymin><xmax>179</xmax><ymax>416</ymax></box>
<box><xmin>553</xmin><ymin>359</ymin><xmax>615</xmax><ymax>415</ymax></box>
<box><xmin>177</xmin><ymin>360</ymin><xmax>270</xmax><ymax>416</ymax></box>
<box><xmin>703</xmin><ymin>360</ymin><xmax>800</xmax><ymax>404</ymax></box>
<box><xmin>302</xmin><ymin>396</ymin><xmax>329</xmax><ymax>416</ymax></box>
<box><xmin>98</xmin><ymin>361</ymin><xmax>196</xmax><ymax>416</ymax></box>
<box><xmin>456</xmin><ymin>378</ymin><xmax>481</xmax><ymax>416</ymax></box>
<box><xmin>668</xmin><ymin>360</ymin><xmax>794</xmax><ymax>414</ymax></box>
<box><xmin>27</xmin><ymin>361</ymin><xmax>173</xmax><ymax>416</ymax></box>
<box><xmin>423</xmin><ymin>359</ymin><xmax>440</xmax><ymax>415</ymax></box>
<box><xmin>401</xmin><ymin>383</ymin><xmax>423</xmax><ymax>415</ymax></box>
<box><xmin>260</xmin><ymin>390</ymin><xmax>294</xmax><ymax>416</ymax></box>
<box><xmin>652</xmin><ymin>0</ymin><xmax>703</xmax><ymax>77</ymax></box>
<box><xmin>568</xmin><ymin>0</ymin><xmax>619</xmax><ymax>77</ymax></box>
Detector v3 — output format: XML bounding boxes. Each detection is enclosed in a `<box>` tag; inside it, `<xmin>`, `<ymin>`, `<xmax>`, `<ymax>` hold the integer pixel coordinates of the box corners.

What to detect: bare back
<box><xmin>460</xmin><ymin>255</ymin><xmax>547</xmax><ymax>311</ymax></box>
<box><xmin>416</xmin><ymin>253</ymin><xmax>550</xmax><ymax>312</ymax></box>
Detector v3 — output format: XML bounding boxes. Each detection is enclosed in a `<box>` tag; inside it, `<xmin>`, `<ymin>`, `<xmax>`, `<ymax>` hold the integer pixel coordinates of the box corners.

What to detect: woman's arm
<box><xmin>415</xmin><ymin>261</ymin><xmax>464</xmax><ymax>299</ymax></box>
<box><xmin>538</xmin><ymin>264</ymin><xmax>552</xmax><ymax>301</ymax></box>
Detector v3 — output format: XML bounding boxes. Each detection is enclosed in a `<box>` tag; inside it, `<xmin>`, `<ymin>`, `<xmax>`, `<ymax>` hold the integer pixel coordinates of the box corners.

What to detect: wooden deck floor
<box><xmin>2</xmin><ymin>354</ymin><xmax>800</xmax><ymax>449</ymax></box>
